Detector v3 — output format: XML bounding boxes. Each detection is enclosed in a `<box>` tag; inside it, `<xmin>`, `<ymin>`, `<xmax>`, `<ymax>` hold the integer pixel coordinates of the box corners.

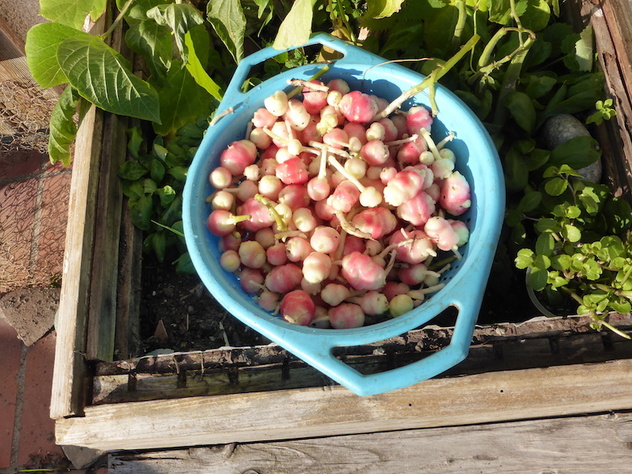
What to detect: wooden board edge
<box><xmin>50</xmin><ymin>105</ymin><xmax>104</xmax><ymax>419</ymax></box>
<box><xmin>56</xmin><ymin>358</ymin><xmax>632</xmax><ymax>452</ymax></box>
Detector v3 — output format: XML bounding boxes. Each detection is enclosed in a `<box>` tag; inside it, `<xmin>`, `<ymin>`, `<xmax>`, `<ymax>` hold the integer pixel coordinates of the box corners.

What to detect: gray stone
<box><xmin>0</xmin><ymin>287</ymin><xmax>59</xmax><ymax>346</ymax></box>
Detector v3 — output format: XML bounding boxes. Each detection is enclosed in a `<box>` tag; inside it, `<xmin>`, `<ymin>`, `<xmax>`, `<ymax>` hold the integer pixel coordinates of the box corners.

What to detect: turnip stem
<box><xmin>287</xmin><ymin>65</ymin><xmax>331</xmax><ymax>99</ymax></box>
<box><xmin>376</xmin><ymin>34</ymin><xmax>480</xmax><ymax>119</ymax></box>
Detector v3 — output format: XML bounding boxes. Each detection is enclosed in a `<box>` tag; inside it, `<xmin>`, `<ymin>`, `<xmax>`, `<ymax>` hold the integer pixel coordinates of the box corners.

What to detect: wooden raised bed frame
<box><xmin>51</xmin><ymin>0</ymin><xmax>632</xmax><ymax>457</ymax></box>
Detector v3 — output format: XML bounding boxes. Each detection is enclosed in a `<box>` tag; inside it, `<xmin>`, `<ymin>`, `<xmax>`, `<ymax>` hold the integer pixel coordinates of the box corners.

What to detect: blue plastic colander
<box><xmin>182</xmin><ymin>33</ymin><xmax>505</xmax><ymax>396</ymax></box>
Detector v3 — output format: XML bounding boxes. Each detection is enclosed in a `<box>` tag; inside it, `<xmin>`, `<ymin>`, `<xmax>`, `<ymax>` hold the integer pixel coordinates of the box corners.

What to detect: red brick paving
<box><xmin>16</xmin><ymin>331</ymin><xmax>66</xmax><ymax>467</ymax></box>
<box><xmin>0</xmin><ymin>150</ymin><xmax>102</xmax><ymax>472</ymax></box>
<box><xmin>0</xmin><ymin>318</ymin><xmax>23</xmax><ymax>467</ymax></box>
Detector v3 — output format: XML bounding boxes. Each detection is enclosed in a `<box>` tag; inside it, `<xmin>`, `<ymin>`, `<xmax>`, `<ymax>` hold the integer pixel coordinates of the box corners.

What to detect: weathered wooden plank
<box><xmin>50</xmin><ymin>103</ymin><xmax>104</xmax><ymax>419</ymax></box>
<box><xmin>85</xmin><ymin>111</ymin><xmax>128</xmax><ymax>361</ymax></box>
<box><xmin>56</xmin><ymin>359</ymin><xmax>632</xmax><ymax>452</ymax></box>
<box><xmin>108</xmin><ymin>412</ymin><xmax>632</xmax><ymax>473</ymax></box>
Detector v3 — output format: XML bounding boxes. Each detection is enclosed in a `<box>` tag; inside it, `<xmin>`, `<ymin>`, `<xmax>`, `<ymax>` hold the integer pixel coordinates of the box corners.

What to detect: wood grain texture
<box><xmin>50</xmin><ymin>104</ymin><xmax>104</xmax><ymax>419</ymax></box>
<box><xmin>56</xmin><ymin>359</ymin><xmax>632</xmax><ymax>452</ymax></box>
<box><xmin>108</xmin><ymin>412</ymin><xmax>632</xmax><ymax>473</ymax></box>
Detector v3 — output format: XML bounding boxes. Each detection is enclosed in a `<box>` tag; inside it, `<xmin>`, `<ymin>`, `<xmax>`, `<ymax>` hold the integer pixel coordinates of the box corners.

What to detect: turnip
<box><xmin>204</xmin><ymin>79</ymin><xmax>473</xmax><ymax>329</ymax></box>
<box><xmin>340</xmin><ymin>251</ymin><xmax>387</xmax><ymax>291</ymax></box>
<box><xmin>339</xmin><ymin>91</ymin><xmax>379</xmax><ymax>123</ymax></box>
<box><xmin>439</xmin><ymin>171</ymin><xmax>471</xmax><ymax>216</ymax></box>
<box><xmin>329</xmin><ymin>303</ymin><xmax>365</xmax><ymax>329</ymax></box>
<box><xmin>280</xmin><ymin>290</ymin><xmax>315</xmax><ymax>325</ymax></box>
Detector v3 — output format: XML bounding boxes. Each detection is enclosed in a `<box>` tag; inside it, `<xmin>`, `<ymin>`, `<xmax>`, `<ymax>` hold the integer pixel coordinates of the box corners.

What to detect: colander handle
<box><xmin>221</xmin><ymin>32</ymin><xmax>387</xmax><ymax>107</ymax></box>
<box><xmin>271</xmin><ymin>294</ymin><xmax>482</xmax><ymax>397</ymax></box>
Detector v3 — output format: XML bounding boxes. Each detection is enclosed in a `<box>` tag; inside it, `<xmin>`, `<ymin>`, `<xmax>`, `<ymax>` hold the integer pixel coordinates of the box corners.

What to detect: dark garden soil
<box><xmin>138</xmin><ymin>258</ymin><xmax>267</xmax><ymax>356</ymax></box>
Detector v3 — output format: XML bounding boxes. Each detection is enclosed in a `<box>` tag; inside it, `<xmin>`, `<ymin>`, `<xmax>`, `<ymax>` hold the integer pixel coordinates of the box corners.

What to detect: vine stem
<box><xmin>100</xmin><ymin>0</ymin><xmax>134</xmax><ymax>40</ymax></box>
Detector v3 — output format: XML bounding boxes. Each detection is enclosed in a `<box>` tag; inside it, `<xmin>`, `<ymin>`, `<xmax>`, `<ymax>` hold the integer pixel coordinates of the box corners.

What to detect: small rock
<box><xmin>0</xmin><ymin>287</ymin><xmax>60</xmax><ymax>346</ymax></box>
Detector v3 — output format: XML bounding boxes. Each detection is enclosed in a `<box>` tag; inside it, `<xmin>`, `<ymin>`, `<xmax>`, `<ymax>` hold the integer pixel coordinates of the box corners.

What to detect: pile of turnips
<box><xmin>205</xmin><ymin>76</ymin><xmax>472</xmax><ymax>329</ymax></box>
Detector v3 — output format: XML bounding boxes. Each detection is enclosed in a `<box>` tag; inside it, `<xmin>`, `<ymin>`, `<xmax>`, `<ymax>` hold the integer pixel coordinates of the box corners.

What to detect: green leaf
<box><xmin>504</xmin><ymin>92</ymin><xmax>536</xmax><ymax>134</ymax></box>
<box><xmin>525</xmin><ymin>74</ymin><xmax>557</xmax><ymax>99</ymax></box>
<box><xmin>157</xmin><ymin>185</ymin><xmax>176</xmax><ymax>208</ymax></box>
<box><xmin>40</xmin><ymin>0</ymin><xmax>107</xmax><ymax>30</ymax></box>
<box><xmin>517</xmin><ymin>190</ymin><xmax>542</xmax><ymax>213</ymax></box>
<box><xmin>536</xmin><ymin>233</ymin><xmax>555</xmax><ymax>256</ymax></box>
<box><xmin>175</xmin><ymin>251</ymin><xmax>196</xmax><ymax>274</ymax></box>
<box><xmin>48</xmin><ymin>86</ymin><xmax>83</xmax><ymax>166</ymax></box>
<box><xmin>504</xmin><ymin>147</ymin><xmax>529</xmax><ymax>192</ymax></box>
<box><xmin>552</xmin><ymin>254</ymin><xmax>572</xmax><ymax>271</ymax></box>
<box><xmin>184</xmin><ymin>32</ymin><xmax>223</xmax><ymax>101</ymax></box>
<box><xmin>363</xmin><ymin>0</ymin><xmax>406</xmax><ymax>20</ymax></box>
<box><xmin>117</xmin><ymin>0</ymin><xmax>164</xmax><ymax>21</ymax></box>
<box><xmin>129</xmin><ymin>194</ymin><xmax>154</xmax><ymax>231</ymax></box>
<box><xmin>127</xmin><ymin>127</ymin><xmax>144</xmax><ymax>159</ymax></box>
<box><xmin>207</xmin><ymin>0</ymin><xmax>247</xmax><ymax>63</ymax></box>
<box><xmin>563</xmin><ymin>224</ymin><xmax>581</xmax><ymax>242</ymax></box>
<box><xmin>520</xmin><ymin>0</ymin><xmax>551</xmax><ymax>32</ymax></box>
<box><xmin>151</xmin><ymin>159</ymin><xmax>166</xmax><ymax>182</ymax></box>
<box><xmin>535</xmin><ymin>218</ymin><xmax>562</xmax><ymax>233</ymax></box>
<box><xmin>524</xmin><ymin>148</ymin><xmax>550</xmax><ymax>171</ymax></box>
<box><xmin>544</xmin><ymin>177</ymin><xmax>568</xmax><ymax>196</ymax></box>
<box><xmin>167</xmin><ymin>166</ymin><xmax>188</xmax><ymax>182</ymax></box>
<box><xmin>272</xmin><ymin>0</ymin><xmax>316</xmax><ymax>50</ymax></box>
<box><xmin>147</xmin><ymin>3</ymin><xmax>205</xmax><ymax>63</ymax></box>
<box><xmin>57</xmin><ymin>35</ymin><xmax>161</xmax><ymax>123</ymax></box>
<box><xmin>574</xmin><ymin>25</ymin><xmax>594</xmax><ymax>72</ymax></box>
<box><xmin>515</xmin><ymin>248</ymin><xmax>535</xmax><ymax>269</ymax></box>
<box><xmin>25</xmin><ymin>23</ymin><xmax>84</xmax><ymax>88</ymax></box>
<box><xmin>152</xmin><ymin>61</ymin><xmax>212</xmax><ymax>136</ymax></box>
<box><xmin>125</xmin><ymin>19</ymin><xmax>173</xmax><ymax>78</ymax></box>
<box><xmin>549</xmin><ymin>136</ymin><xmax>601</xmax><ymax>169</ymax></box>
<box><xmin>118</xmin><ymin>161</ymin><xmax>149</xmax><ymax>181</ymax></box>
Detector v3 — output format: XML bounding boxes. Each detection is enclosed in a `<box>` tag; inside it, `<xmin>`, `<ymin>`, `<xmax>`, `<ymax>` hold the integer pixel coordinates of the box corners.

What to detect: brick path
<box><xmin>0</xmin><ymin>150</ymin><xmax>105</xmax><ymax>472</ymax></box>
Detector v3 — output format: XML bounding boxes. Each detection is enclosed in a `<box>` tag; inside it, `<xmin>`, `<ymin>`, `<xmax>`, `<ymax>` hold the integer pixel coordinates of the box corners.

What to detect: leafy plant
<box><xmin>514</xmin><ymin>168</ymin><xmax>632</xmax><ymax>338</ymax></box>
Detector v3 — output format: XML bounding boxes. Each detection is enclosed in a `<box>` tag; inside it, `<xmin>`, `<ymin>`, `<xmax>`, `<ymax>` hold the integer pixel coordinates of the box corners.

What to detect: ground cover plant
<box><xmin>25</xmin><ymin>0</ymin><xmax>626</xmax><ymax>349</ymax></box>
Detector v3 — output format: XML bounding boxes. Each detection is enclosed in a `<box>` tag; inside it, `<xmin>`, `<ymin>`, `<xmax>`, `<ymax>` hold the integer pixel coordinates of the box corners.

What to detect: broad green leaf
<box><xmin>167</xmin><ymin>166</ymin><xmax>188</xmax><ymax>182</ymax></box>
<box><xmin>272</xmin><ymin>0</ymin><xmax>316</xmax><ymax>50</ymax></box>
<box><xmin>175</xmin><ymin>252</ymin><xmax>196</xmax><ymax>274</ymax></box>
<box><xmin>207</xmin><ymin>0</ymin><xmax>247</xmax><ymax>63</ymax></box>
<box><xmin>152</xmin><ymin>61</ymin><xmax>212</xmax><ymax>136</ymax></box>
<box><xmin>519</xmin><ymin>0</ymin><xmax>551</xmax><ymax>32</ymax></box>
<box><xmin>119</xmin><ymin>161</ymin><xmax>149</xmax><ymax>180</ymax></box>
<box><xmin>125</xmin><ymin>19</ymin><xmax>173</xmax><ymax>78</ymax></box>
<box><xmin>40</xmin><ymin>0</ymin><xmax>107</xmax><ymax>30</ymax></box>
<box><xmin>184</xmin><ymin>32</ymin><xmax>223</xmax><ymax>101</ymax></box>
<box><xmin>535</xmin><ymin>218</ymin><xmax>562</xmax><ymax>233</ymax></box>
<box><xmin>504</xmin><ymin>92</ymin><xmax>536</xmax><ymax>134</ymax></box>
<box><xmin>517</xmin><ymin>190</ymin><xmax>542</xmax><ymax>213</ymax></box>
<box><xmin>524</xmin><ymin>148</ymin><xmax>550</xmax><ymax>171</ymax></box>
<box><xmin>147</xmin><ymin>3</ymin><xmax>205</xmax><ymax>63</ymax></box>
<box><xmin>25</xmin><ymin>23</ymin><xmax>84</xmax><ymax>88</ymax></box>
<box><xmin>130</xmin><ymin>194</ymin><xmax>154</xmax><ymax>231</ymax></box>
<box><xmin>363</xmin><ymin>0</ymin><xmax>406</xmax><ymax>20</ymax></box>
<box><xmin>563</xmin><ymin>224</ymin><xmax>581</xmax><ymax>242</ymax></box>
<box><xmin>549</xmin><ymin>136</ymin><xmax>601</xmax><ymax>169</ymax></box>
<box><xmin>544</xmin><ymin>177</ymin><xmax>568</xmax><ymax>196</ymax></box>
<box><xmin>525</xmin><ymin>74</ymin><xmax>557</xmax><ymax>99</ymax></box>
<box><xmin>575</xmin><ymin>25</ymin><xmax>594</xmax><ymax>72</ymax></box>
<box><xmin>151</xmin><ymin>159</ymin><xmax>166</xmax><ymax>183</ymax></box>
<box><xmin>504</xmin><ymin>148</ymin><xmax>529</xmax><ymax>192</ymax></box>
<box><xmin>57</xmin><ymin>35</ymin><xmax>161</xmax><ymax>123</ymax></box>
<box><xmin>127</xmin><ymin>127</ymin><xmax>144</xmax><ymax>158</ymax></box>
<box><xmin>488</xmin><ymin>0</ymin><xmax>527</xmax><ymax>25</ymax></box>
<box><xmin>552</xmin><ymin>254</ymin><xmax>572</xmax><ymax>271</ymax></box>
<box><xmin>536</xmin><ymin>233</ymin><xmax>555</xmax><ymax>256</ymax></box>
<box><xmin>48</xmin><ymin>86</ymin><xmax>82</xmax><ymax>166</ymax></box>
